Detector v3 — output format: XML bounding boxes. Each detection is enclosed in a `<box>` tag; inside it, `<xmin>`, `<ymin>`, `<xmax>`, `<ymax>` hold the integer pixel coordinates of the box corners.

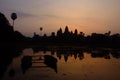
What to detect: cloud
<box><xmin>41</xmin><ymin>14</ymin><xmax>65</xmax><ymax>19</ymax></box>
<box><xmin>17</xmin><ymin>12</ymin><xmax>35</xmax><ymax>18</ymax></box>
<box><xmin>16</xmin><ymin>11</ymin><xmax>36</xmax><ymax>18</ymax></box>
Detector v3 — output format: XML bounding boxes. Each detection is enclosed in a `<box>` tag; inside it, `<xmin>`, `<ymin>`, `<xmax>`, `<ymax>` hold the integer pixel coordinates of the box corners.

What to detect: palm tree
<box><xmin>11</xmin><ymin>13</ymin><xmax>17</xmax><ymax>27</ymax></box>
<box><xmin>40</xmin><ymin>27</ymin><xmax>43</xmax><ymax>36</ymax></box>
<box><xmin>40</xmin><ymin>27</ymin><xmax>43</xmax><ymax>31</ymax></box>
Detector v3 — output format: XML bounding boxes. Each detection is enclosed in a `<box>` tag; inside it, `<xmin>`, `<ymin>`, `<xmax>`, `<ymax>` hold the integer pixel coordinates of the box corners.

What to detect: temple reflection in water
<box><xmin>0</xmin><ymin>46</ymin><xmax>120</xmax><ymax>80</ymax></box>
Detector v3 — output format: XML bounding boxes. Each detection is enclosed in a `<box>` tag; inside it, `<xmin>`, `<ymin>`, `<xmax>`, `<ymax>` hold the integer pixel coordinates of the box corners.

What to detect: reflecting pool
<box><xmin>1</xmin><ymin>47</ymin><xmax>120</xmax><ymax>80</ymax></box>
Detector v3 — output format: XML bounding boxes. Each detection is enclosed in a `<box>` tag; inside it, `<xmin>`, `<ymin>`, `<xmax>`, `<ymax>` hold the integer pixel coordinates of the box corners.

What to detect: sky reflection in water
<box><xmin>1</xmin><ymin>47</ymin><xmax>120</xmax><ymax>80</ymax></box>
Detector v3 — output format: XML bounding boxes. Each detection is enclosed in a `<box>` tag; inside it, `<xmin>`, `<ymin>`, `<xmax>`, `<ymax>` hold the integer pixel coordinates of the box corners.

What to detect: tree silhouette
<box><xmin>11</xmin><ymin>13</ymin><xmax>17</xmax><ymax>27</ymax></box>
<box><xmin>0</xmin><ymin>12</ymin><xmax>14</xmax><ymax>42</ymax></box>
<box><xmin>40</xmin><ymin>27</ymin><xmax>43</xmax><ymax>36</ymax></box>
<box><xmin>79</xmin><ymin>32</ymin><xmax>85</xmax><ymax>37</ymax></box>
<box><xmin>40</xmin><ymin>27</ymin><xmax>43</xmax><ymax>31</ymax></box>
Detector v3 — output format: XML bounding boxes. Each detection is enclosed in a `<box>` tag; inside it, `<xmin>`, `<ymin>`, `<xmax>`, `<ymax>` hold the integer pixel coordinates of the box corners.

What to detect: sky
<box><xmin>0</xmin><ymin>0</ymin><xmax>120</xmax><ymax>37</ymax></box>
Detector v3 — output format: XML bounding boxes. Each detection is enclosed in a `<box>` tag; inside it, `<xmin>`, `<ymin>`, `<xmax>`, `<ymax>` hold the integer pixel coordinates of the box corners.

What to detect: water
<box><xmin>1</xmin><ymin>47</ymin><xmax>120</xmax><ymax>80</ymax></box>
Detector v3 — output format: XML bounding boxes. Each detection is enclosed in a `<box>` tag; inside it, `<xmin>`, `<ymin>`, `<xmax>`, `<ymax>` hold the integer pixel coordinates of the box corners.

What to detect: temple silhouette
<box><xmin>0</xmin><ymin>12</ymin><xmax>120</xmax><ymax>47</ymax></box>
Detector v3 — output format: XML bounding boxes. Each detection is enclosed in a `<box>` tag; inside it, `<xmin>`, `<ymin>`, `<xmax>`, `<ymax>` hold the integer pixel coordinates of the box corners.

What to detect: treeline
<box><xmin>0</xmin><ymin>12</ymin><xmax>27</xmax><ymax>44</ymax></box>
<box><xmin>0</xmin><ymin>12</ymin><xmax>120</xmax><ymax>47</ymax></box>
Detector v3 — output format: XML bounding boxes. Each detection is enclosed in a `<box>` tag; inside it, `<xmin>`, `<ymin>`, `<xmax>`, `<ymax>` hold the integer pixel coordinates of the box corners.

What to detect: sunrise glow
<box><xmin>0</xmin><ymin>0</ymin><xmax>120</xmax><ymax>36</ymax></box>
